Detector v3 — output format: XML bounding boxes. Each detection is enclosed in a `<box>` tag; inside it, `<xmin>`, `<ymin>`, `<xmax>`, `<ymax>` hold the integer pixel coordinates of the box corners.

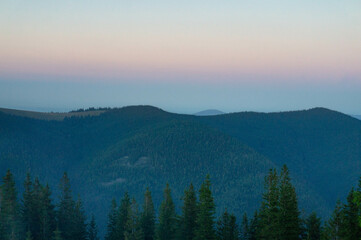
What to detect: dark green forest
<box><xmin>1</xmin><ymin>167</ymin><xmax>361</xmax><ymax>240</ymax></box>
<box><xmin>1</xmin><ymin>106</ymin><xmax>361</xmax><ymax>237</ymax></box>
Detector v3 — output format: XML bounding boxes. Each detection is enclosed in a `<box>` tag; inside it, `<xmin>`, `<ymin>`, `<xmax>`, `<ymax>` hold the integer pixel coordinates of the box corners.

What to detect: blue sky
<box><xmin>1</xmin><ymin>80</ymin><xmax>360</xmax><ymax>115</ymax></box>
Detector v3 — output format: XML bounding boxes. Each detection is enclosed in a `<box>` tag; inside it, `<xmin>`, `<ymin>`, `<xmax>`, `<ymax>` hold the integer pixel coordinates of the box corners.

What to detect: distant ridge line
<box><xmin>0</xmin><ymin>105</ymin><xmax>355</xmax><ymax>121</ymax></box>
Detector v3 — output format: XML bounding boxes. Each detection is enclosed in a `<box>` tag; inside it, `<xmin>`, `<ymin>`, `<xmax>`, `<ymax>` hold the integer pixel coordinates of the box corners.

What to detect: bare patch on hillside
<box><xmin>101</xmin><ymin>178</ymin><xmax>126</xmax><ymax>186</ymax></box>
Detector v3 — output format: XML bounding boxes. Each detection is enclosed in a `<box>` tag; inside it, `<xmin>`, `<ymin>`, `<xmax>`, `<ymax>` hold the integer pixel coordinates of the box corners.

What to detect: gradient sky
<box><xmin>1</xmin><ymin>1</ymin><xmax>361</xmax><ymax>114</ymax></box>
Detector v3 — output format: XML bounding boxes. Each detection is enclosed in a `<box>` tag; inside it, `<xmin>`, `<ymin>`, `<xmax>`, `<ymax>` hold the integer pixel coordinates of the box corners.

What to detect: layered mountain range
<box><xmin>1</xmin><ymin>106</ymin><xmax>360</xmax><ymax>233</ymax></box>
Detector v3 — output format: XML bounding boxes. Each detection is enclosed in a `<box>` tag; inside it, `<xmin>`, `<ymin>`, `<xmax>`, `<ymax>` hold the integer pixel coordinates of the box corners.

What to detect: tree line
<box><xmin>0</xmin><ymin>165</ymin><xmax>360</xmax><ymax>240</ymax></box>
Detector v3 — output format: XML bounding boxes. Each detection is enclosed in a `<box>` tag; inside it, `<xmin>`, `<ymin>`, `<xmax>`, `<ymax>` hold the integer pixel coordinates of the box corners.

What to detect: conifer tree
<box><xmin>305</xmin><ymin>212</ymin><xmax>321</xmax><ymax>240</ymax></box>
<box><xmin>73</xmin><ymin>198</ymin><xmax>88</xmax><ymax>240</ymax></box>
<box><xmin>39</xmin><ymin>184</ymin><xmax>56</xmax><ymax>240</ymax></box>
<box><xmin>125</xmin><ymin>198</ymin><xmax>143</xmax><ymax>240</ymax></box>
<box><xmin>215</xmin><ymin>210</ymin><xmax>238</xmax><ymax>240</ymax></box>
<box><xmin>299</xmin><ymin>217</ymin><xmax>308</xmax><ymax>240</ymax></box>
<box><xmin>88</xmin><ymin>214</ymin><xmax>99</xmax><ymax>240</ymax></box>
<box><xmin>195</xmin><ymin>175</ymin><xmax>216</xmax><ymax>240</ymax></box>
<box><xmin>22</xmin><ymin>175</ymin><xmax>55</xmax><ymax>240</ymax></box>
<box><xmin>353</xmin><ymin>178</ymin><xmax>361</xmax><ymax>228</ymax></box>
<box><xmin>248</xmin><ymin>211</ymin><xmax>258</xmax><ymax>240</ymax></box>
<box><xmin>322</xmin><ymin>200</ymin><xmax>344</xmax><ymax>240</ymax></box>
<box><xmin>116</xmin><ymin>192</ymin><xmax>131</xmax><ymax>240</ymax></box>
<box><xmin>341</xmin><ymin>189</ymin><xmax>361</xmax><ymax>240</ymax></box>
<box><xmin>0</xmin><ymin>170</ymin><xmax>22</xmax><ymax>240</ymax></box>
<box><xmin>57</xmin><ymin>172</ymin><xmax>76</xmax><ymax>240</ymax></box>
<box><xmin>240</xmin><ymin>213</ymin><xmax>249</xmax><ymax>240</ymax></box>
<box><xmin>105</xmin><ymin>198</ymin><xmax>118</xmax><ymax>240</ymax></box>
<box><xmin>157</xmin><ymin>184</ymin><xmax>177</xmax><ymax>240</ymax></box>
<box><xmin>22</xmin><ymin>173</ymin><xmax>34</xmax><ymax>235</ymax></box>
<box><xmin>229</xmin><ymin>214</ymin><xmax>238</xmax><ymax>240</ymax></box>
<box><xmin>257</xmin><ymin>169</ymin><xmax>280</xmax><ymax>240</ymax></box>
<box><xmin>178</xmin><ymin>183</ymin><xmax>198</xmax><ymax>240</ymax></box>
<box><xmin>140</xmin><ymin>188</ymin><xmax>155</xmax><ymax>240</ymax></box>
<box><xmin>279</xmin><ymin>165</ymin><xmax>301</xmax><ymax>240</ymax></box>
<box><xmin>31</xmin><ymin>177</ymin><xmax>43</xmax><ymax>240</ymax></box>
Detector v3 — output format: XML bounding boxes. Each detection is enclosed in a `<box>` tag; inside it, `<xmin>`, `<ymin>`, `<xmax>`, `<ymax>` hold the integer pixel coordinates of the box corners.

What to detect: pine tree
<box><xmin>305</xmin><ymin>212</ymin><xmax>321</xmax><ymax>240</ymax></box>
<box><xmin>57</xmin><ymin>172</ymin><xmax>76</xmax><ymax>240</ymax></box>
<box><xmin>105</xmin><ymin>198</ymin><xmax>118</xmax><ymax>240</ymax></box>
<box><xmin>157</xmin><ymin>184</ymin><xmax>177</xmax><ymax>240</ymax></box>
<box><xmin>0</xmin><ymin>170</ymin><xmax>22</xmax><ymax>240</ymax></box>
<box><xmin>353</xmin><ymin>178</ymin><xmax>361</xmax><ymax>228</ymax></box>
<box><xmin>31</xmin><ymin>177</ymin><xmax>43</xmax><ymax>240</ymax></box>
<box><xmin>178</xmin><ymin>183</ymin><xmax>198</xmax><ymax>240</ymax></box>
<box><xmin>341</xmin><ymin>189</ymin><xmax>361</xmax><ymax>240</ymax></box>
<box><xmin>140</xmin><ymin>188</ymin><xmax>155</xmax><ymax>240</ymax></box>
<box><xmin>240</xmin><ymin>213</ymin><xmax>249</xmax><ymax>240</ymax></box>
<box><xmin>21</xmin><ymin>175</ymin><xmax>55</xmax><ymax>240</ymax></box>
<box><xmin>279</xmin><ymin>165</ymin><xmax>301</xmax><ymax>240</ymax></box>
<box><xmin>125</xmin><ymin>198</ymin><xmax>143</xmax><ymax>240</ymax></box>
<box><xmin>248</xmin><ymin>211</ymin><xmax>258</xmax><ymax>240</ymax></box>
<box><xmin>229</xmin><ymin>214</ymin><xmax>238</xmax><ymax>240</ymax></box>
<box><xmin>216</xmin><ymin>210</ymin><xmax>238</xmax><ymax>240</ymax></box>
<box><xmin>322</xmin><ymin>200</ymin><xmax>344</xmax><ymax>240</ymax></box>
<box><xmin>257</xmin><ymin>169</ymin><xmax>280</xmax><ymax>240</ymax></box>
<box><xmin>22</xmin><ymin>173</ymin><xmax>34</xmax><ymax>235</ymax></box>
<box><xmin>116</xmin><ymin>192</ymin><xmax>131</xmax><ymax>240</ymax></box>
<box><xmin>88</xmin><ymin>214</ymin><xmax>99</xmax><ymax>240</ymax></box>
<box><xmin>73</xmin><ymin>198</ymin><xmax>88</xmax><ymax>240</ymax></box>
<box><xmin>195</xmin><ymin>175</ymin><xmax>216</xmax><ymax>240</ymax></box>
<box><xmin>39</xmin><ymin>184</ymin><xmax>56</xmax><ymax>240</ymax></box>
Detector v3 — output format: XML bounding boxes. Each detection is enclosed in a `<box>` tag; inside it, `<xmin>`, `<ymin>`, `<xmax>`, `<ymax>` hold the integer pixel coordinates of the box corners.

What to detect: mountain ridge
<box><xmin>1</xmin><ymin>105</ymin><xmax>348</xmax><ymax>119</ymax></box>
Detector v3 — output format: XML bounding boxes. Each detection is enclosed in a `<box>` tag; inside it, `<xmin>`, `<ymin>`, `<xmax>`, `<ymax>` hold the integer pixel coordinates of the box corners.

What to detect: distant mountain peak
<box><xmin>194</xmin><ymin>109</ymin><xmax>225</xmax><ymax>116</ymax></box>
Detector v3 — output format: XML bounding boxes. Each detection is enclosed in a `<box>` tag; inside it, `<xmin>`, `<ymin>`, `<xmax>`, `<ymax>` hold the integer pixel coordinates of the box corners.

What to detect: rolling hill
<box><xmin>0</xmin><ymin>106</ymin><xmax>360</xmax><ymax>236</ymax></box>
<box><xmin>194</xmin><ymin>109</ymin><xmax>225</xmax><ymax>116</ymax></box>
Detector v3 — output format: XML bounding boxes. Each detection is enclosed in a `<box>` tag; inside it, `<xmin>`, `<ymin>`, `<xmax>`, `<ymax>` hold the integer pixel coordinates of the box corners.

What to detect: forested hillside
<box><xmin>1</xmin><ymin>167</ymin><xmax>360</xmax><ymax>240</ymax></box>
<box><xmin>0</xmin><ymin>106</ymin><xmax>360</xmax><ymax>237</ymax></box>
<box><xmin>200</xmin><ymin>108</ymin><xmax>361</xmax><ymax>208</ymax></box>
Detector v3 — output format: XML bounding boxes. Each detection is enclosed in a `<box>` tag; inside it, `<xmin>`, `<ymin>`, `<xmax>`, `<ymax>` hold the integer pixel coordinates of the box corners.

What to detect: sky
<box><xmin>0</xmin><ymin>0</ymin><xmax>361</xmax><ymax>114</ymax></box>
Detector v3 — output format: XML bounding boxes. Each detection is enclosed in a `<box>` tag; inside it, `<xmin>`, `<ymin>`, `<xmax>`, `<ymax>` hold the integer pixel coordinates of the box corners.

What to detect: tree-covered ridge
<box><xmin>200</xmin><ymin>107</ymin><xmax>361</xmax><ymax>209</ymax></box>
<box><xmin>1</xmin><ymin>105</ymin><xmax>361</xmax><ymax>236</ymax></box>
<box><xmin>1</xmin><ymin>168</ymin><xmax>361</xmax><ymax>240</ymax></box>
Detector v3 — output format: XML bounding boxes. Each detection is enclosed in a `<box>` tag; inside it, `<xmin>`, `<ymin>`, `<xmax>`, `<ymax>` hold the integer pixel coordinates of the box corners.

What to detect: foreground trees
<box><xmin>216</xmin><ymin>210</ymin><xmax>238</xmax><ymax>240</ymax></box>
<box><xmin>1</xmin><ymin>167</ymin><xmax>361</xmax><ymax>240</ymax></box>
<box><xmin>157</xmin><ymin>184</ymin><xmax>176</xmax><ymax>240</ymax></box>
<box><xmin>279</xmin><ymin>166</ymin><xmax>301</xmax><ymax>240</ymax></box>
<box><xmin>140</xmin><ymin>188</ymin><xmax>155</xmax><ymax>240</ymax></box>
<box><xmin>22</xmin><ymin>175</ymin><xmax>56</xmax><ymax>240</ymax></box>
<box><xmin>254</xmin><ymin>165</ymin><xmax>301</xmax><ymax>240</ymax></box>
<box><xmin>195</xmin><ymin>175</ymin><xmax>216</xmax><ymax>240</ymax></box>
<box><xmin>58</xmin><ymin>173</ymin><xmax>88</xmax><ymax>240</ymax></box>
<box><xmin>178</xmin><ymin>184</ymin><xmax>198</xmax><ymax>240</ymax></box>
<box><xmin>0</xmin><ymin>171</ymin><xmax>97</xmax><ymax>240</ymax></box>
<box><xmin>0</xmin><ymin>170</ymin><xmax>21</xmax><ymax>240</ymax></box>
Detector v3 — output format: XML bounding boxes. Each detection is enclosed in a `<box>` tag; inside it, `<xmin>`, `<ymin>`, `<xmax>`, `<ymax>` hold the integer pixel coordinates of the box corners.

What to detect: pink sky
<box><xmin>1</xmin><ymin>1</ymin><xmax>360</xmax><ymax>84</ymax></box>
